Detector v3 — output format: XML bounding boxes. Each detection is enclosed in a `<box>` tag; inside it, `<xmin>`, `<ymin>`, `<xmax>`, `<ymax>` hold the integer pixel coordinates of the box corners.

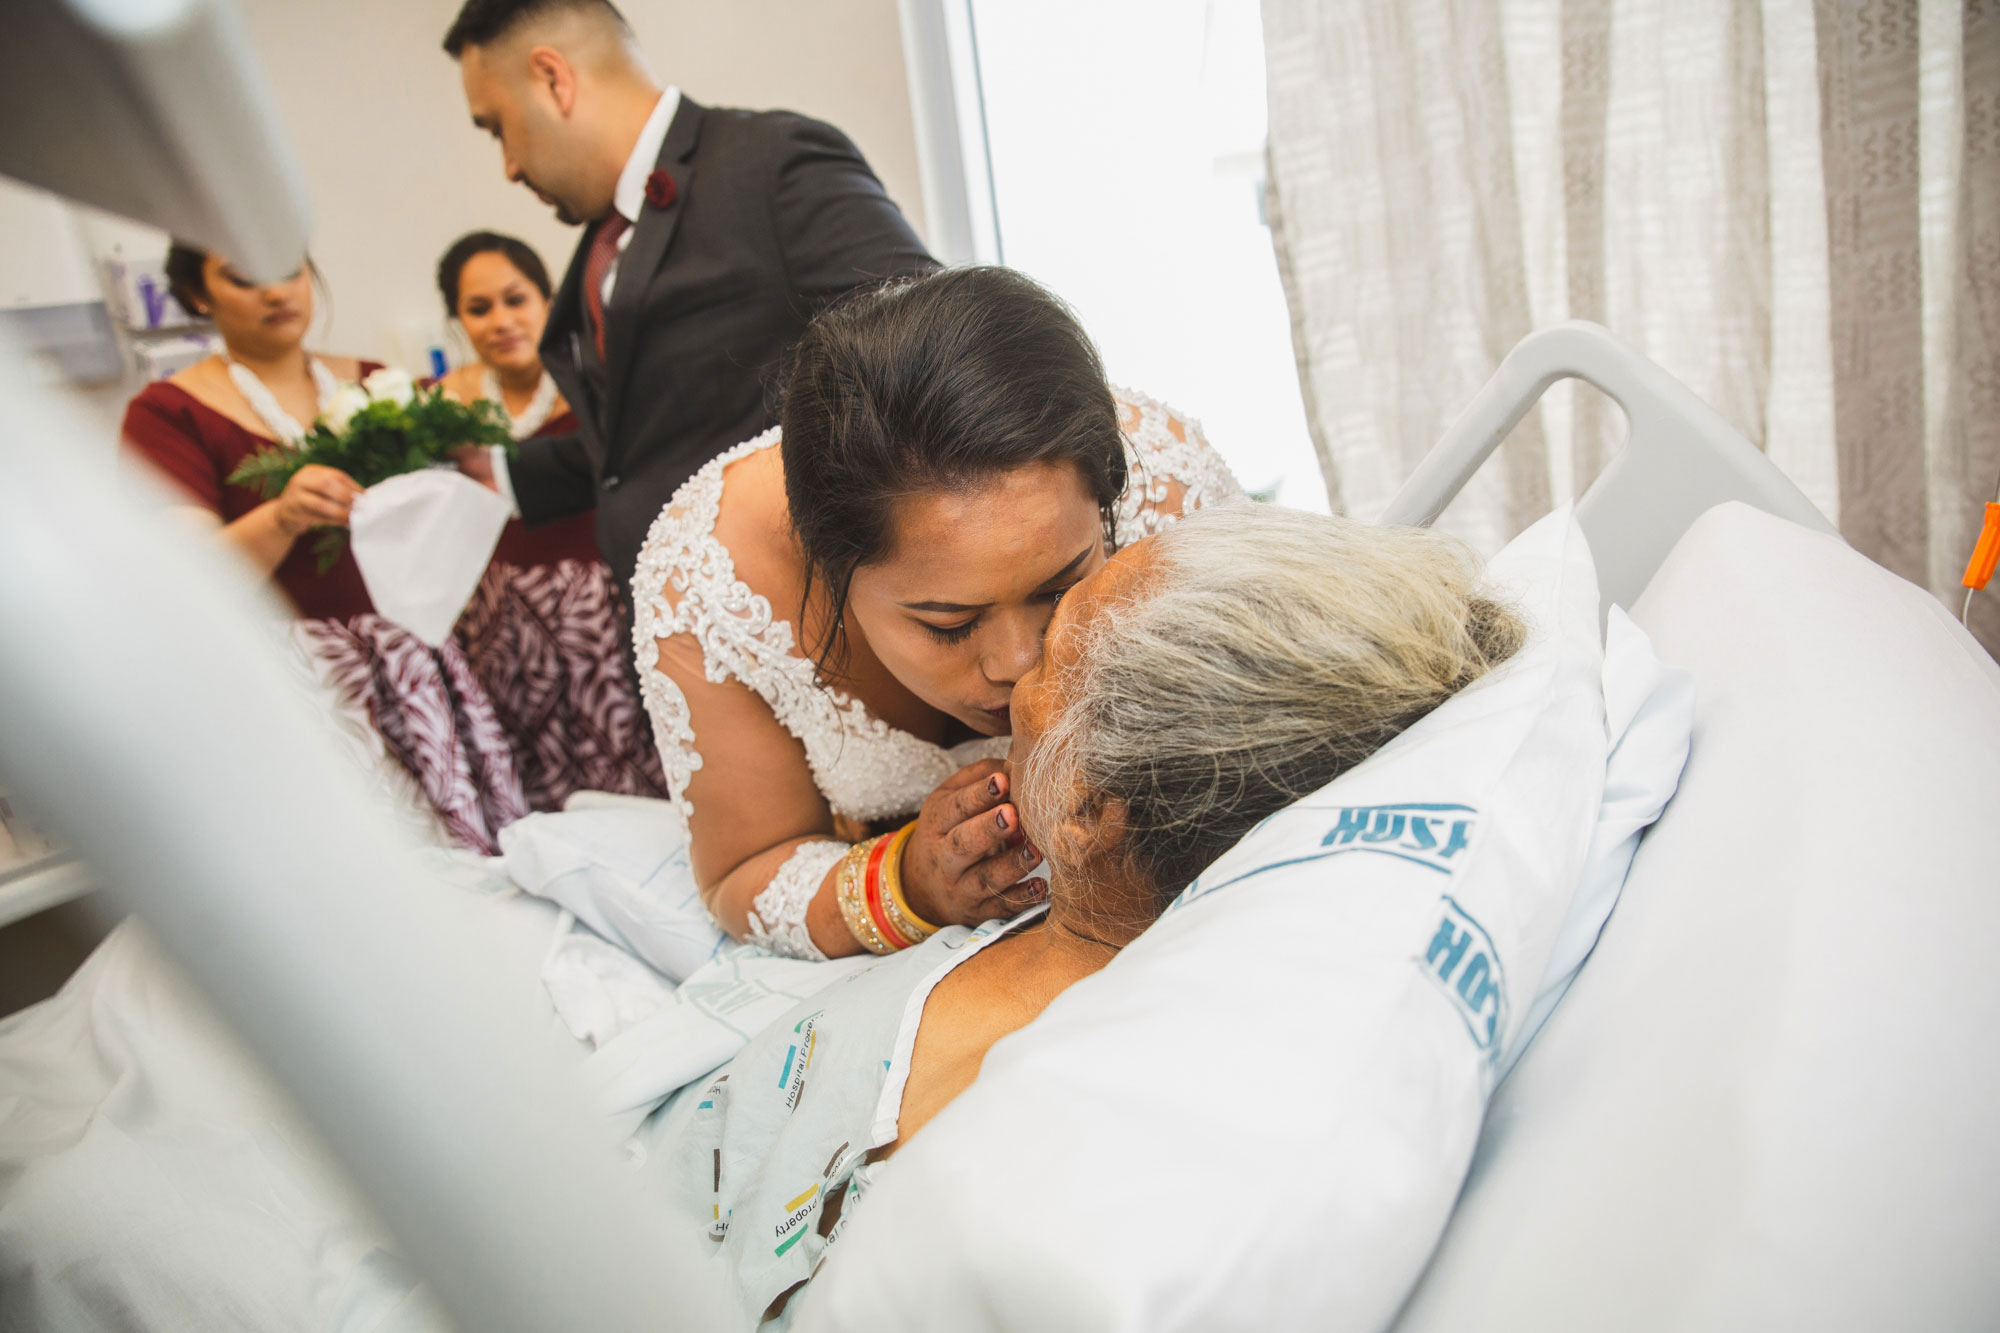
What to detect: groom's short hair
<box><xmin>443</xmin><ymin>0</ymin><xmax>631</xmax><ymax>56</ymax></box>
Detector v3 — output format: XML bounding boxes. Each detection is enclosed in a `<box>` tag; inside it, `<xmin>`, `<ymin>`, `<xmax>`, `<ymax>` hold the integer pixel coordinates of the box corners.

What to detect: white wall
<box><xmin>0</xmin><ymin>181</ymin><xmax>97</xmax><ymax>310</ymax></box>
<box><xmin>0</xmin><ymin>184</ymin><xmax>165</xmax><ymax>447</ymax></box>
<box><xmin>233</xmin><ymin>0</ymin><xmax>927</xmax><ymax>369</ymax></box>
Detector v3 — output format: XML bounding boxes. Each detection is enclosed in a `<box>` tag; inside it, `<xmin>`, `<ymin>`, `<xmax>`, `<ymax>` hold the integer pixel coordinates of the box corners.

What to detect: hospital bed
<box><xmin>1388</xmin><ymin>331</ymin><xmax>2000</xmax><ymax>1330</ymax></box>
<box><xmin>2</xmin><ymin>2</ymin><xmax>1996</xmax><ymax>1328</ymax></box>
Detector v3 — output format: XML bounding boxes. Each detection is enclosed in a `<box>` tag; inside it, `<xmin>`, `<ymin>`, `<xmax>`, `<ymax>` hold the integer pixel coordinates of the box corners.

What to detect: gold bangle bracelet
<box><xmin>836</xmin><ymin>836</ymin><xmax>897</xmax><ymax>955</ymax></box>
<box><xmin>880</xmin><ymin>822</ymin><xmax>937</xmax><ymax>942</ymax></box>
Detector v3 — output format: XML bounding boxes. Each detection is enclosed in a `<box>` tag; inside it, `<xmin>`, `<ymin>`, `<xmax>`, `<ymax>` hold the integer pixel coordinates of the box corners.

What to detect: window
<box><xmin>952</xmin><ymin>0</ymin><xmax>1325</xmax><ymax>509</ymax></box>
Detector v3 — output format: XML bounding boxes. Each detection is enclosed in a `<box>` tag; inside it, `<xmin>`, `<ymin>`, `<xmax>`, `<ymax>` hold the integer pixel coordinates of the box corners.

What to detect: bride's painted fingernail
<box><xmin>1021</xmin><ymin>844</ymin><xmax>1039</xmax><ymax>864</ymax></box>
<box><xmin>988</xmin><ymin>776</ymin><xmax>1004</xmax><ymax>798</ymax></box>
<box><xmin>995</xmin><ymin>807</ymin><xmax>1011</xmax><ymax>831</ymax></box>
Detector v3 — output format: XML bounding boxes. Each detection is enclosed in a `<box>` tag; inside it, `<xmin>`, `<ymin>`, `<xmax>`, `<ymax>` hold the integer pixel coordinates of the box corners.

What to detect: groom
<box><xmin>444</xmin><ymin>0</ymin><xmax>936</xmax><ymax>595</ymax></box>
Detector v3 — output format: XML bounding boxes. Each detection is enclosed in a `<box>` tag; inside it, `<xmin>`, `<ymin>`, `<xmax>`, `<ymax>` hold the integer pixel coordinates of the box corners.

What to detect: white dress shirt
<box><xmin>600</xmin><ymin>85</ymin><xmax>683</xmax><ymax>307</ymax></box>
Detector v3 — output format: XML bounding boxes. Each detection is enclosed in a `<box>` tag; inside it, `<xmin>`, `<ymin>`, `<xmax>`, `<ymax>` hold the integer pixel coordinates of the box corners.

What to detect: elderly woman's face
<box><xmin>1007</xmin><ymin>537</ymin><xmax>1162</xmax><ymax>862</ymax></box>
<box><xmin>845</xmin><ymin>462</ymin><xmax>1108</xmax><ymax>737</ymax></box>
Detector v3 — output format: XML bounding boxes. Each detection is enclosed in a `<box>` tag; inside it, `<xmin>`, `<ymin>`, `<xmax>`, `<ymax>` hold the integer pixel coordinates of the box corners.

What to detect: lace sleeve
<box><xmin>631</xmin><ymin>533</ymin><xmax>708</xmax><ymax>827</ymax></box>
<box><xmin>629</xmin><ymin>434</ymin><xmax>873</xmax><ymax>956</ymax></box>
<box><xmin>634</xmin><ymin>654</ymin><xmax>702</xmax><ymax>826</ymax></box>
<box><xmin>746</xmin><ymin>840</ymin><xmax>847</xmax><ymax>960</ymax></box>
<box><xmin>1110</xmin><ymin>388</ymin><xmax>1247</xmax><ymax>546</ymax></box>
<box><xmin>628</xmin><ymin>432</ymin><xmax>796</xmax><ymax>829</ymax></box>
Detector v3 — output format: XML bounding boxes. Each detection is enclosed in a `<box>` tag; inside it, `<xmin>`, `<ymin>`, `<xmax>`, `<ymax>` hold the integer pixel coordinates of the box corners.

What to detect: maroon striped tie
<box><xmin>583</xmin><ymin>210</ymin><xmax>630</xmax><ymax>361</ymax></box>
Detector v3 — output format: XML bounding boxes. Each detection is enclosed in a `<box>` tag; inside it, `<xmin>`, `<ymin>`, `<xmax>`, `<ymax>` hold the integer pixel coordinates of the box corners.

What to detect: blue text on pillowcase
<box><xmin>1173</xmin><ymin>803</ymin><xmax>1479</xmax><ymax>909</ymax></box>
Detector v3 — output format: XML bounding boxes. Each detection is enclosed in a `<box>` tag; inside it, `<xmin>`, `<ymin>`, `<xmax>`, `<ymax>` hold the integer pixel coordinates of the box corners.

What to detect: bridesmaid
<box><xmin>121</xmin><ymin>245</ymin><xmax>530</xmax><ymax>852</ymax></box>
<box><xmin>432</xmin><ymin>231</ymin><xmax>668</xmax><ymax>810</ymax></box>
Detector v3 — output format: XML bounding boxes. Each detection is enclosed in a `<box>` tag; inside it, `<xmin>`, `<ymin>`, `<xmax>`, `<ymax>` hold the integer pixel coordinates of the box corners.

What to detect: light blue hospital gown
<box><xmin>652</xmin><ymin>908</ymin><xmax>1043</xmax><ymax>1325</ymax></box>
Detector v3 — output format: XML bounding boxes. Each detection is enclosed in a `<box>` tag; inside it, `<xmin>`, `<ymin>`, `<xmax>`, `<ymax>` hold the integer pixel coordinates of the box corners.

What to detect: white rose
<box><xmin>362</xmin><ymin>366</ymin><xmax>416</xmax><ymax>407</ymax></box>
<box><xmin>323</xmin><ymin>383</ymin><xmax>370</xmax><ymax>435</ymax></box>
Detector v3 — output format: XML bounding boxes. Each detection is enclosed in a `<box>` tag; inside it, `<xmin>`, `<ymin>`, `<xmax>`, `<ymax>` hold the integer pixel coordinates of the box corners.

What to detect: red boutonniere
<box><xmin>644</xmin><ymin>170</ymin><xmax>678</xmax><ymax>210</ymax></box>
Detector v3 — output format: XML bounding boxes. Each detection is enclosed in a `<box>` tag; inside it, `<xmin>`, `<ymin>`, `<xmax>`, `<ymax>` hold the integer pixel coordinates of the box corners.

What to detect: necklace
<box><xmin>225</xmin><ymin>352</ymin><xmax>340</xmax><ymax>445</ymax></box>
<box><xmin>481</xmin><ymin>367</ymin><xmax>559</xmax><ymax>440</ymax></box>
<box><xmin>1048</xmin><ymin>914</ymin><xmax>1123</xmax><ymax>955</ymax></box>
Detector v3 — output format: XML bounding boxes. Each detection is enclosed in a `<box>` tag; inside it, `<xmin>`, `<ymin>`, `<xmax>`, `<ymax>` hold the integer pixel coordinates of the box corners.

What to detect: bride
<box><xmin>634</xmin><ymin>266</ymin><xmax>1242</xmax><ymax>960</ymax></box>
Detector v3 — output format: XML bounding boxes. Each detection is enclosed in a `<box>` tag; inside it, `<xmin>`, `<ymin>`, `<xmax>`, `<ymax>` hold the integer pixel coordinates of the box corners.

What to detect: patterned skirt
<box><xmin>297</xmin><ymin>616</ymin><xmax>530</xmax><ymax>854</ymax></box>
<box><xmin>455</xmin><ymin>557</ymin><xmax>668</xmax><ymax>813</ymax></box>
<box><xmin>293</xmin><ymin>557</ymin><xmax>665</xmax><ymax>855</ymax></box>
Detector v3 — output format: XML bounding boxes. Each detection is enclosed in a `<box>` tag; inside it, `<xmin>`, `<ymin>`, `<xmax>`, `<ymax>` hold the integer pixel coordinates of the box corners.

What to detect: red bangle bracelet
<box><xmin>863</xmin><ymin>833</ymin><xmax>914</xmax><ymax>951</ymax></box>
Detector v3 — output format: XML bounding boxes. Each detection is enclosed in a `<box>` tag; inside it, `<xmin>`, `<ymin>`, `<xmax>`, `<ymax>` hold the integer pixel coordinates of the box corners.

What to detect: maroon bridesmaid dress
<box><xmin>121</xmin><ymin>366</ymin><xmax>531</xmax><ymax>852</ymax></box>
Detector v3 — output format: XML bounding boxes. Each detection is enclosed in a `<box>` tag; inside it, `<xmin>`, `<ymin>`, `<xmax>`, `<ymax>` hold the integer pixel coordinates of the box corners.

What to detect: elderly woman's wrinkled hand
<box><xmin>899</xmin><ymin>759</ymin><xmax>1048</xmax><ymax>928</ymax></box>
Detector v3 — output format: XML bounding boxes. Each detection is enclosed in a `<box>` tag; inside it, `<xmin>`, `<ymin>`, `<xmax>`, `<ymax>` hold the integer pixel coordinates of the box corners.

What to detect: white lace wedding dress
<box><xmin>629</xmin><ymin>389</ymin><xmax>1243</xmax><ymax>958</ymax></box>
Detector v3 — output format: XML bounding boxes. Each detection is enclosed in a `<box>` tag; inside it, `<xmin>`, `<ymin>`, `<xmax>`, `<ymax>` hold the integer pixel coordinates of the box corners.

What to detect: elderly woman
<box><xmin>657</xmin><ymin>501</ymin><xmax>1527</xmax><ymax>1324</ymax></box>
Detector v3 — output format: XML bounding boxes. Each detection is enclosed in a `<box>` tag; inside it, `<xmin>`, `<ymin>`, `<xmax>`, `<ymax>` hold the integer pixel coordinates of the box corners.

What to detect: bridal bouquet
<box><xmin>229</xmin><ymin>367</ymin><xmax>515</xmax><ymax>568</ymax></box>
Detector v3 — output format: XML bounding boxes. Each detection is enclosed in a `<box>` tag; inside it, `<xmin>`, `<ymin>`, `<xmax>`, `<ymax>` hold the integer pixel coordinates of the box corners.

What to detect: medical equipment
<box><xmin>0</xmin><ymin>0</ymin><xmax>308</xmax><ymax>285</ymax></box>
<box><xmin>0</xmin><ymin>2</ymin><xmax>718</xmax><ymax>1327</ymax></box>
<box><xmin>1962</xmin><ymin>494</ymin><xmax>2000</xmax><ymax>628</ymax></box>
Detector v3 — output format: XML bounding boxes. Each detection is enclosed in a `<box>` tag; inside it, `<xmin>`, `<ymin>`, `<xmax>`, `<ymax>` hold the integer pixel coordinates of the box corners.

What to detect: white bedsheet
<box><xmin>0</xmin><ymin>853</ymin><xmax>569</xmax><ymax>1333</ymax></box>
<box><xmin>497</xmin><ymin>798</ymin><xmax>876</xmax><ymax>1129</ymax></box>
<box><xmin>0</xmin><ymin>822</ymin><xmax>845</xmax><ymax>1331</ymax></box>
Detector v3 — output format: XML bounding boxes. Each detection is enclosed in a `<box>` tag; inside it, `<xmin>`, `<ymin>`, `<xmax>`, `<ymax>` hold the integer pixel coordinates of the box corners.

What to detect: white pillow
<box><xmin>795</xmin><ymin>508</ymin><xmax>1616</xmax><ymax>1333</ymax></box>
<box><xmin>1497</xmin><ymin>605</ymin><xmax>1692</xmax><ymax>1079</ymax></box>
<box><xmin>1392</xmin><ymin>504</ymin><xmax>2000</xmax><ymax>1331</ymax></box>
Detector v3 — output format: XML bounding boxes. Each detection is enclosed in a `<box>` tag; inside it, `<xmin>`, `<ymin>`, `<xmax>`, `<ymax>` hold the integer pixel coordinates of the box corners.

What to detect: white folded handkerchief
<box><xmin>347</xmin><ymin>469</ymin><xmax>510</xmax><ymax>646</ymax></box>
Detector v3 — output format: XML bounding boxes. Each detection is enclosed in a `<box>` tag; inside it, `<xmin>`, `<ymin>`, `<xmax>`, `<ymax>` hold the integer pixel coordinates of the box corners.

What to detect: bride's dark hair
<box><xmin>781</xmin><ymin>266</ymin><xmax>1129</xmax><ymax>679</ymax></box>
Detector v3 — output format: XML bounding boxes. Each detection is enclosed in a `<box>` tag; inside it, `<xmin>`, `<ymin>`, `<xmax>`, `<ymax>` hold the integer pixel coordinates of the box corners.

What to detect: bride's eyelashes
<box><xmin>915</xmin><ymin>586</ymin><xmax>1077</xmax><ymax>648</ymax></box>
<box><xmin>922</xmin><ymin>619</ymin><xmax>977</xmax><ymax>646</ymax></box>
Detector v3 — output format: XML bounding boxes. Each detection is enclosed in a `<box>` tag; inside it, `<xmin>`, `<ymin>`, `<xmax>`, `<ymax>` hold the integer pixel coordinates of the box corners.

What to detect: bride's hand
<box><xmin>274</xmin><ymin>464</ymin><xmax>362</xmax><ymax>536</ymax></box>
<box><xmin>899</xmin><ymin>759</ymin><xmax>1048</xmax><ymax>928</ymax></box>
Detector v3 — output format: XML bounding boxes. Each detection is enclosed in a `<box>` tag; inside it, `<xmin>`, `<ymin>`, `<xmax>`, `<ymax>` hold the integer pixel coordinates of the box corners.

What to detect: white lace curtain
<box><xmin>1263</xmin><ymin>0</ymin><xmax>1999</xmax><ymax>654</ymax></box>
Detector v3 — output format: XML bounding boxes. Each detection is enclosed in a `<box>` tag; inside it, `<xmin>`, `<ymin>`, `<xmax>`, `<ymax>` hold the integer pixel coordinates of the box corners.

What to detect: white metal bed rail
<box><xmin>1379</xmin><ymin>321</ymin><xmax>1838</xmax><ymax>616</ymax></box>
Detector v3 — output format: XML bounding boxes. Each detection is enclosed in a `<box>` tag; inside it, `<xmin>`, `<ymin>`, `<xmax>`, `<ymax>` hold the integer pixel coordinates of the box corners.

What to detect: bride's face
<box><xmin>844</xmin><ymin>462</ymin><xmax>1107</xmax><ymax>737</ymax></box>
<box><xmin>455</xmin><ymin>250</ymin><xmax>549</xmax><ymax>379</ymax></box>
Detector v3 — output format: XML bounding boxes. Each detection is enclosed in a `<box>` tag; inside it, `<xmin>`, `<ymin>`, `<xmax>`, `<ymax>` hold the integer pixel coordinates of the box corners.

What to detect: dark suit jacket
<box><xmin>517</xmin><ymin>96</ymin><xmax>936</xmax><ymax>596</ymax></box>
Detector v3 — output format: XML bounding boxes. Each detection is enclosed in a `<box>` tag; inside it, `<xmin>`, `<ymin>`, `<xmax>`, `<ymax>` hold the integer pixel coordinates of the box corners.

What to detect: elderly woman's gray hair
<box><xmin>1022</xmin><ymin>504</ymin><xmax>1525</xmax><ymax>918</ymax></box>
